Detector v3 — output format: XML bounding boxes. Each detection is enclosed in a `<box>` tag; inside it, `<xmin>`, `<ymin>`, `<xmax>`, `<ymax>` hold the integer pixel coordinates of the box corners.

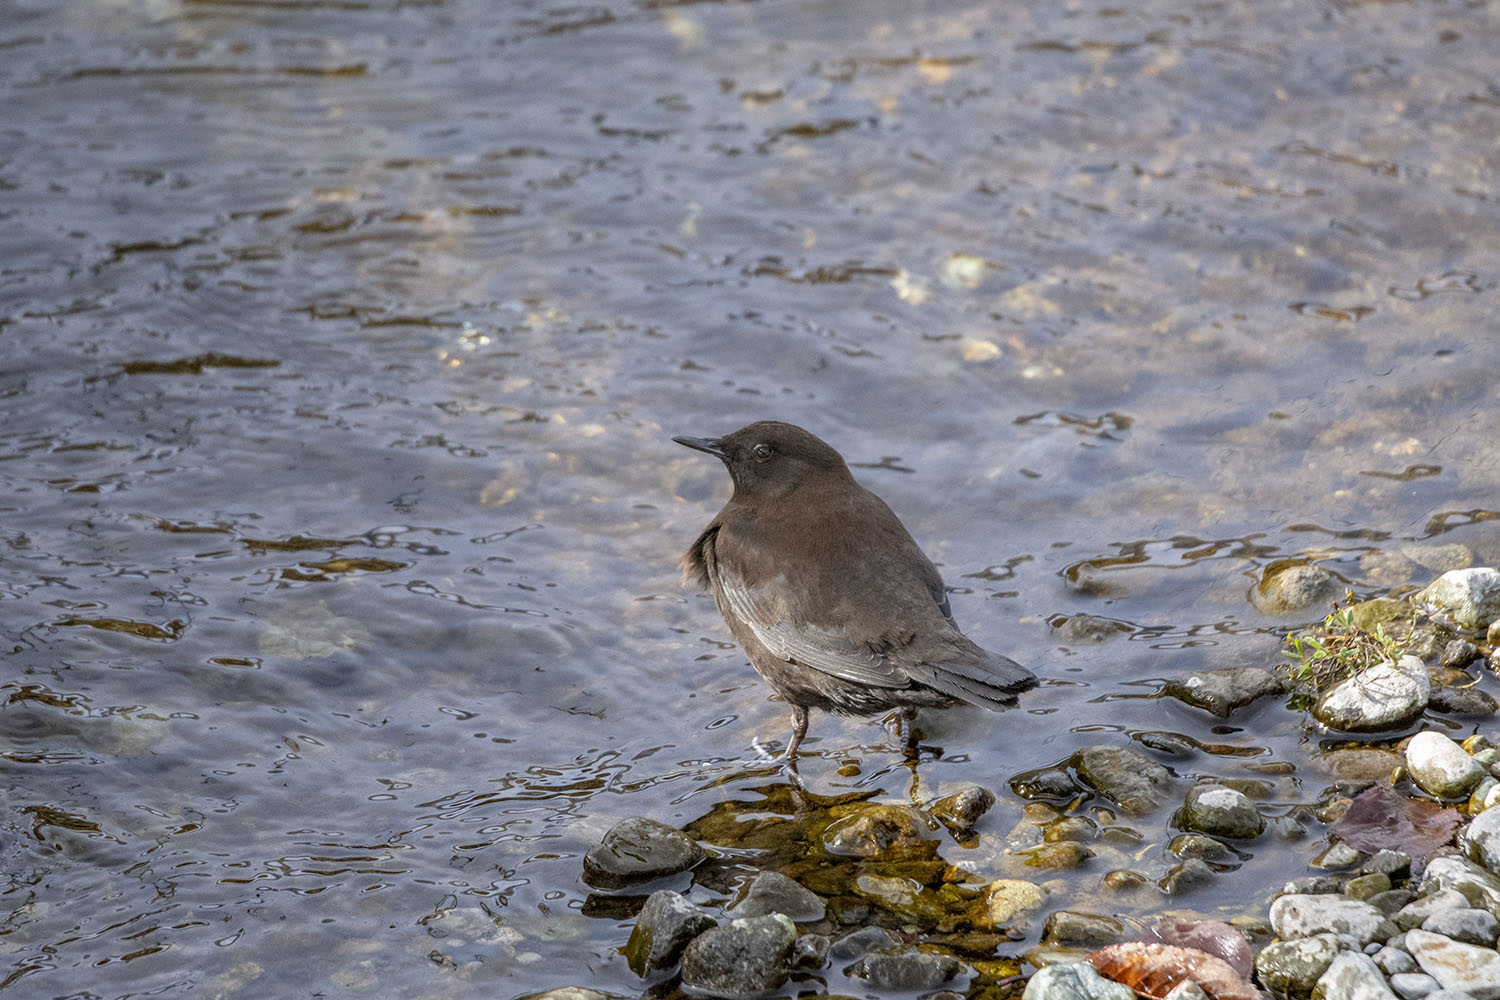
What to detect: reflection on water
<box><xmin>3</xmin><ymin>0</ymin><xmax>1500</xmax><ymax>995</ymax></box>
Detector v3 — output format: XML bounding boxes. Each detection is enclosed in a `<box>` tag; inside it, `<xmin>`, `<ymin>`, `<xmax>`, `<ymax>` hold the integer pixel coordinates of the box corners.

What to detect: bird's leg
<box><xmin>899</xmin><ymin>706</ymin><xmax>919</xmax><ymax>749</ymax></box>
<box><xmin>783</xmin><ymin>705</ymin><xmax>810</xmax><ymax>767</ymax></box>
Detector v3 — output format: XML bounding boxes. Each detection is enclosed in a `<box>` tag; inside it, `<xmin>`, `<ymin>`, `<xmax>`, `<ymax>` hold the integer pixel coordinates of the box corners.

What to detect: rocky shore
<box><xmin>525</xmin><ymin>567</ymin><xmax>1500</xmax><ymax>999</ymax></box>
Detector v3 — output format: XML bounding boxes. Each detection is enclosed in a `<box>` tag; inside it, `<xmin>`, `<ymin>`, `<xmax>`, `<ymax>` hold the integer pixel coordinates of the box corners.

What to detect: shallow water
<box><xmin>2</xmin><ymin>0</ymin><xmax>1499</xmax><ymax>996</ymax></box>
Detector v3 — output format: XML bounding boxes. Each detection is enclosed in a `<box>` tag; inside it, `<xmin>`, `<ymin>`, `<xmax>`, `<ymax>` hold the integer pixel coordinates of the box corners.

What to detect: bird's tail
<box><xmin>916</xmin><ymin>645</ymin><xmax>1038</xmax><ymax>711</ymax></box>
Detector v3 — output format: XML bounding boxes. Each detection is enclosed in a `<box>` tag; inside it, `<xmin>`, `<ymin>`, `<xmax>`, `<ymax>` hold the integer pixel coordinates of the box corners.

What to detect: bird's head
<box><xmin>673</xmin><ymin>421</ymin><xmax>852</xmax><ymax>501</ymax></box>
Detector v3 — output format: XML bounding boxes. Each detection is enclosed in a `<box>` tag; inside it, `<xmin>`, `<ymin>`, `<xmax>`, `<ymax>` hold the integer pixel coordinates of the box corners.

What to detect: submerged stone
<box><xmin>583</xmin><ymin>817</ymin><xmax>705</xmax><ymax>889</ymax></box>
<box><xmin>848</xmin><ymin>949</ymin><xmax>964</xmax><ymax>991</ymax></box>
<box><xmin>1159</xmin><ymin>858</ymin><xmax>1217</xmax><ymax>895</ymax></box>
<box><xmin>976</xmin><ymin>879</ymin><xmax>1047</xmax><ymax>928</ymax></box>
<box><xmin>1255</xmin><ymin>562</ymin><xmax>1342</xmax><ymax>614</ymax></box>
<box><xmin>1073</xmin><ymin>746</ymin><xmax>1175</xmax><ymax>816</ymax></box>
<box><xmin>1042</xmin><ymin>910</ymin><xmax>1126</xmax><ymax>948</ymax></box>
<box><xmin>1161</xmin><ymin>666</ymin><xmax>1284</xmax><ymax>718</ymax></box>
<box><xmin>823</xmin><ymin>804</ymin><xmax>940</xmax><ymax>858</ymax></box>
<box><xmin>829</xmin><ymin>926</ymin><xmax>898</xmax><ymax>961</ymax></box>
<box><xmin>729</xmin><ymin>871</ymin><xmax>824</xmax><ymax>921</ymax></box>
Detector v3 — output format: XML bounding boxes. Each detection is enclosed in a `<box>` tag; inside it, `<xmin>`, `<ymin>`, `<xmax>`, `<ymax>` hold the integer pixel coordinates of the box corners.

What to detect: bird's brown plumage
<box><xmin>676</xmin><ymin>421</ymin><xmax>1036</xmax><ymax>762</ymax></box>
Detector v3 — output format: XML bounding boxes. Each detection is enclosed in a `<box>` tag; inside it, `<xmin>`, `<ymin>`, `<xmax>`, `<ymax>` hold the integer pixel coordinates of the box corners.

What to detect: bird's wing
<box><xmin>716</xmin><ymin>565</ymin><xmax>911</xmax><ymax>689</ymax></box>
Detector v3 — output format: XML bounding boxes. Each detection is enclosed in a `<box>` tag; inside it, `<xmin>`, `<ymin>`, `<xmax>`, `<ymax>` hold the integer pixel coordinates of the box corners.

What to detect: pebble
<box><xmin>1255</xmin><ymin>932</ymin><xmax>1347</xmax><ymax>996</ymax></box>
<box><xmin>1042</xmin><ymin>910</ymin><xmax>1127</xmax><ymax>948</ymax></box>
<box><xmin>582</xmin><ymin>817</ymin><xmax>705</xmax><ymax>889</ymax></box>
<box><xmin>1461</xmin><ymin>801</ymin><xmax>1500</xmax><ymax>873</ymax></box>
<box><xmin>1420</xmin><ymin>907</ymin><xmax>1499</xmax><ymax>947</ymax></box>
<box><xmin>1407</xmin><ymin>731</ymin><xmax>1486</xmax><ymax>799</ymax></box>
<box><xmin>1313</xmin><ymin>949</ymin><xmax>1400</xmax><ymax>999</ymax></box>
<box><xmin>623</xmin><ymin>889</ymin><xmax>717</xmax><ymax>974</ymax></box>
<box><xmin>1416</xmin><ymin>567</ymin><xmax>1500</xmax><ymax>629</ymax></box>
<box><xmin>1270</xmin><ymin>893</ymin><xmax>1395</xmax><ymax>946</ymax></box>
<box><xmin>1396</xmin><ymin>890</ymin><xmax>1473</xmax><ymax>932</ymax></box>
<box><xmin>848</xmin><ymin>949</ymin><xmax>964</xmax><ymax>991</ymax></box>
<box><xmin>1021</xmin><ymin>961</ymin><xmax>1138</xmax><ymax>999</ymax></box>
<box><xmin>1406</xmin><ymin>927</ymin><xmax>1500</xmax><ymax>998</ymax></box>
<box><xmin>1179</xmin><ymin>783</ymin><xmax>1265</xmax><ymax>840</ymax></box>
<box><xmin>679</xmin><ymin>914</ymin><xmax>796</xmax><ymax>997</ymax></box>
<box><xmin>1388</xmin><ymin>971</ymin><xmax>1442</xmax><ymax>998</ymax></box>
<box><xmin>928</xmin><ymin>784</ymin><xmax>996</xmax><ymax>835</ymax></box>
<box><xmin>1313</xmin><ymin>655</ymin><xmax>1430</xmax><ymax>733</ymax></box>
<box><xmin>729</xmin><ymin>871</ymin><xmax>824</xmax><ymax>921</ymax></box>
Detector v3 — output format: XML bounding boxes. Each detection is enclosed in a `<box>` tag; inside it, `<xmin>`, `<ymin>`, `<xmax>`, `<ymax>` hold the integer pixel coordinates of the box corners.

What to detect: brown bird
<box><xmin>674</xmin><ymin>420</ymin><xmax>1036</xmax><ymax>763</ymax></box>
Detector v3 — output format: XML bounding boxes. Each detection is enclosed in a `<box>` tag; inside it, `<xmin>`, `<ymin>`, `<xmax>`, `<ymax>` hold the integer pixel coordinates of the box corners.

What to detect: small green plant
<box><xmin>1281</xmin><ymin>594</ymin><xmax>1410</xmax><ymax>694</ymax></box>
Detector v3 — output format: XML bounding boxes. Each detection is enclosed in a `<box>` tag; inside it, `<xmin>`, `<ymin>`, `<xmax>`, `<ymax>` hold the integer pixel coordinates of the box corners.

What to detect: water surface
<box><xmin>3</xmin><ymin>0</ymin><xmax>1499</xmax><ymax>996</ymax></box>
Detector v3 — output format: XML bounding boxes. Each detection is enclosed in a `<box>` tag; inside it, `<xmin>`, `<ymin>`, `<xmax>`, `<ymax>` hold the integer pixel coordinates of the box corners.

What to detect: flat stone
<box><xmin>583</xmin><ymin>817</ymin><xmax>705</xmax><ymax>889</ymax></box>
<box><xmin>1407</xmin><ymin>927</ymin><xmax>1500</xmax><ymax>998</ymax></box>
<box><xmin>729</xmin><ymin>871</ymin><xmax>825</xmax><ymax>921</ymax></box>
<box><xmin>823</xmin><ymin>804</ymin><xmax>940</xmax><ymax>857</ymax></box>
<box><xmin>680</xmin><ymin>914</ymin><xmax>796</xmax><ymax>997</ymax></box>
<box><xmin>1402</xmin><ymin>545</ymin><xmax>1475</xmax><ymax>573</ymax></box>
<box><xmin>1073</xmin><ymin>746</ymin><xmax>1176</xmax><ymax>816</ymax></box>
<box><xmin>1407</xmin><ymin>731</ymin><xmax>1486</xmax><ymax>799</ymax></box>
<box><xmin>1312</xmin><ymin>950</ymin><xmax>1399</xmax><ymax>999</ymax></box>
<box><xmin>1161</xmin><ymin>666</ymin><xmax>1284</xmax><ymax>718</ymax></box>
<box><xmin>1270</xmin><ymin>894</ymin><xmax>1395</xmax><ymax>946</ymax></box>
<box><xmin>1314</xmin><ymin>656</ymin><xmax>1430</xmax><ymax>733</ymax></box>
<box><xmin>1317</xmin><ymin>748</ymin><xmax>1404</xmax><ymax>786</ymax></box>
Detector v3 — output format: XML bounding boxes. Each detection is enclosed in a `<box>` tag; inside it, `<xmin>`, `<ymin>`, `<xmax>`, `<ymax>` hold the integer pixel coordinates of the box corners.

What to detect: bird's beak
<box><xmin>672</xmin><ymin>435</ymin><xmax>727</xmax><ymax>458</ymax></box>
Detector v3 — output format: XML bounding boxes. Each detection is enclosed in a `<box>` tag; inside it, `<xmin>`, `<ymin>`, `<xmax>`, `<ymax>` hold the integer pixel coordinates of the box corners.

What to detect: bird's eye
<box><xmin>751</xmin><ymin>443</ymin><xmax>773</xmax><ymax>461</ymax></box>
